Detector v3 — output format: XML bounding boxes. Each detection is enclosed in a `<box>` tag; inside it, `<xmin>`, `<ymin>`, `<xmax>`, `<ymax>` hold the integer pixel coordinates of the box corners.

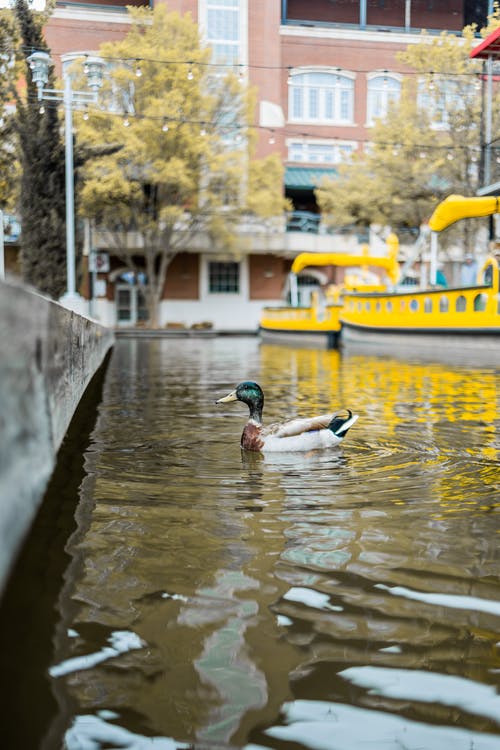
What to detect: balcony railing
<box><xmin>56</xmin><ymin>0</ymin><xmax>150</xmax><ymax>11</ymax></box>
<box><xmin>286</xmin><ymin>211</ymin><xmax>321</xmax><ymax>233</ymax></box>
<box><xmin>282</xmin><ymin>0</ymin><xmax>478</xmax><ymax>36</ymax></box>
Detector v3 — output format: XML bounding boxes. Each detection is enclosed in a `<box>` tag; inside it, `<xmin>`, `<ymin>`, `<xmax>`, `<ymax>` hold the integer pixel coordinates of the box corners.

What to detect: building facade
<box><xmin>43</xmin><ymin>0</ymin><xmax>491</xmax><ymax>327</ymax></box>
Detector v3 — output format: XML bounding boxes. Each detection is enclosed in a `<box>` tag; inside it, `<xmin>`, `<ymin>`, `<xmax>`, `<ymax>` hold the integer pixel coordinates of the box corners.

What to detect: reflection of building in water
<box><xmin>16</xmin><ymin>338</ymin><xmax>500</xmax><ymax>749</ymax></box>
<box><xmin>256</xmin><ymin>343</ymin><xmax>500</xmax><ymax>723</ymax></box>
<box><xmin>260</xmin><ymin>342</ymin><xmax>499</xmax><ymax>447</ymax></box>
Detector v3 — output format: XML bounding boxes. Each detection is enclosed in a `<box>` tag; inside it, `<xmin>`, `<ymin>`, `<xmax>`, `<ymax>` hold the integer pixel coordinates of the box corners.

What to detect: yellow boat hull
<box><xmin>259</xmin><ymin>304</ymin><xmax>342</xmax><ymax>348</ymax></box>
<box><xmin>339</xmin><ymin>277</ymin><xmax>500</xmax><ymax>362</ymax></box>
<box><xmin>340</xmin><ymin>284</ymin><xmax>500</xmax><ymax>333</ymax></box>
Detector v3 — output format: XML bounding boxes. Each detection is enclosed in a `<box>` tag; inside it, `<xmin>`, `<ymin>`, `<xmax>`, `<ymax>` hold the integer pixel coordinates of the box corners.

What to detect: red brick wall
<box><xmin>46</xmin><ymin>18</ymin><xmax>133</xmax><ymax>63</ymax></box>
<box><xmin>281</xmin><ymin>34</ymin><xmax>413</xmax><ymax>149</ymax></box>
<box><xmin>163</xmin><ymin>252</ymin><xmax>199</xmax><ymax>299</ymax></box>
<box><xmin>154</xmin><ymin>0</ymin><xmax>198</xmax><ymax>20</ymax></box>
<box><xmin>249</xmin><ymin>254</ymin><xmax>291</xmax><ymax>300</ymax></box>
<box><xmin>46</xmin><ymin>2</ymin><xmax>199</xmax><ymax>65</ymax></box>
<box><xmin>247</xmin><ymin>0</ymin><xmax>283</xmax><ymax>159</ymax></box>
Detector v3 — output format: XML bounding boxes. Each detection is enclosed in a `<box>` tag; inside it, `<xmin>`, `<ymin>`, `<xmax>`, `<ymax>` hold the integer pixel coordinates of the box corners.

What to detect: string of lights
<box><xmin>17</xmin><ymin>46</ymin><xmax>487</xmax><ymax>81</ymax></box>
<box><xmin>24</xmin><ymin>92</ymin><xmax>495</xmax><ymax>161</ymax></box>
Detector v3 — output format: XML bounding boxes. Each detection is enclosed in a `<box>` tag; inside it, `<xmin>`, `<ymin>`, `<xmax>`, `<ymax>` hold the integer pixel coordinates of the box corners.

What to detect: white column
<box><xmin>405</xmin><ymin>0</ymin><xmax>411</xmax><ymax>31</ymax></box>
<box><xmin>289</xmin><ymin>272</ymin><xmax>298</xmax><ymax>307</ymax></box>
<box><xmin>430</xmin><ymin>231</ymin><xmax>438</xmax><ymax>286</ymax></box>
<box><xmin>485</xmin><ymin>55</ymin><xmax>493</xmax><ymax>186</ymax></box>
<box><xmin>360</xmin><ymin>0</ymin><xmax>367</xmax><ymax>28</ymax></box>
<box><xmin>0</xmin><ymin>210</ymin><xmax>4</xmax><ymax>281</ymax></box>
<box><xmin>64</xmin><ymin>72</ymin><xmax>76</xmax><ymax>297</ymax></box>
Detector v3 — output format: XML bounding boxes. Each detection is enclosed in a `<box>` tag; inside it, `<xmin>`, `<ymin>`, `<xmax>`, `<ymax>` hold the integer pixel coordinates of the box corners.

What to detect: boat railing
<box><xmin>262</xmin><ymin>304</ymin><xmax>340</xmax><ymax>321</ymax></box>
<box><xmin>262</xmin><ymin>307</ymin><xmax>314</xmax><ymax>322</ymax></box>
<box><xmin>341</xmin><ymin>283</ymin><xmax>500</xmax><ymax>327</ymax></box>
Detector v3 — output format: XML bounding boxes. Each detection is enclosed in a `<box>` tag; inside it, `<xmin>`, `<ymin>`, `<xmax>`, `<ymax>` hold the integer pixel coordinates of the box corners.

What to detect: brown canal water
<box><xmin>1</xmin><ymin>337</ymin><xmax>500</xmax><ymax>750</ymax></box>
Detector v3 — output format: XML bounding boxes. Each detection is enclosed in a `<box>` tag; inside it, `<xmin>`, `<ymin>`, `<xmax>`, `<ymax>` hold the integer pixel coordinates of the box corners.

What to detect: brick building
<box><xmin>42</xmin><ymin>0</ymin><xmax>491</xmax><ymax>327</ymax></box>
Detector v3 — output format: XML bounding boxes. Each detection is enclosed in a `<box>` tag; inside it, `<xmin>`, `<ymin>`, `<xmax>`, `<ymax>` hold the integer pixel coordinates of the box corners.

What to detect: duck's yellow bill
<box><xmin>216</xmin><ymin>389</ymin><xmax>238</xmax><ymax>404</ymax></box>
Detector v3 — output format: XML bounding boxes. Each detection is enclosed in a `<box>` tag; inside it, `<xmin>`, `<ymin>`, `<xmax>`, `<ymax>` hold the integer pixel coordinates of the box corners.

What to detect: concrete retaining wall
<box><xmin>0</xmin><ymin>280</ymin><xmax>114</xmax><ymax>592</ymax></box>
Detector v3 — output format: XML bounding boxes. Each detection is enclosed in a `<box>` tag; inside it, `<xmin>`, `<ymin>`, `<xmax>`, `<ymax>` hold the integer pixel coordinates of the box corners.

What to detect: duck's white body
<box><xmin>216</xmin><ymin>382</ymin><xmax>359</xmax><ymax>453</ymax></box>
<box><xmin>244</xmin><ymin>414</ymin><xmax>358</xmax><ymax>452</ymax></box>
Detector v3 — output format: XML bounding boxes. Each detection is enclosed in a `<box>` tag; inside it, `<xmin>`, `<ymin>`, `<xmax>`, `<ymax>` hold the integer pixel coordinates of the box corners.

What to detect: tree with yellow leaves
<box><xmin>316</xmin><ymin>20</ymin><xmax>500</xmax><ymax>251</ymax></box>
<box><xmin>78</xmin><ymin>5</ymin><xmax>287</xmax><ymax>327</ymax></box>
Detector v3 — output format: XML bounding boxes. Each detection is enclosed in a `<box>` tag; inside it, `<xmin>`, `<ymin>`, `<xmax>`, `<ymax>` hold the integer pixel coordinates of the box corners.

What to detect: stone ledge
<box><xmin>0</xmin><ymin>280</ymin><xmax>114</xmax><ymax>593</ymax></box>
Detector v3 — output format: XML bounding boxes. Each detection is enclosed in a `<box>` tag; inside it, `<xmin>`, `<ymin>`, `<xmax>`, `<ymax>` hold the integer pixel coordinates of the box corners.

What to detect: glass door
<box><xmin>116</xmin><ymin>285</ymin><xmax>134</xmax><ymax>325</ymax></box>
<box><xmin>116</xmin><ymin>284</ymin><xmax>149</xmax><ymax>326</ymax></box>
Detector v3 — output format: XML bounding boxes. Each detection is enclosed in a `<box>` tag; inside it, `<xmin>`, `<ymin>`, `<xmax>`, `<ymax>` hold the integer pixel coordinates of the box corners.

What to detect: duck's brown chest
<box><xmin>241</xmin><ymin>423</ymin><xmax>264</xmax><ymax>451</ymax></box>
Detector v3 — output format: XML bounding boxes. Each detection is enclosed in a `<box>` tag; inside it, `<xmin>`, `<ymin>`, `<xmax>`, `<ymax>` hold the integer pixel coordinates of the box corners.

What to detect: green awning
<box><xmin>285</xmin><ymin>166</ymin><xmax>337</xmax><ymax>190</ymax></box>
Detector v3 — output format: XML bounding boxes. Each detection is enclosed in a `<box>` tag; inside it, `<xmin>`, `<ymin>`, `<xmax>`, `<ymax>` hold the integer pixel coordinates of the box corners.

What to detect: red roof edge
<box><xmin>470</xmin><ymin>26</ymin><xmax>500</xmax><ymax>58</ymax></box>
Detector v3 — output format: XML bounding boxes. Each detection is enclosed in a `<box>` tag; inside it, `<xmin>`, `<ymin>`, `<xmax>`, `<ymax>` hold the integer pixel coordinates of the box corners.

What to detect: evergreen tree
<box><xmin>14</xmin><ymin>0</ymin><xmax>67</xmax><ymax>298</ymax></box>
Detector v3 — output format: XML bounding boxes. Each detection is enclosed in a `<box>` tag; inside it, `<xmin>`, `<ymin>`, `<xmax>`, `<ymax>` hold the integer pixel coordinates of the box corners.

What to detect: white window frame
<box><xmin>366</xmin><ymin>71</ymin><xmax>402</xmax><ymax>127</ymax></box>
<box><xmin>198</xmin><ymin>0</ymin><xmax>248</xmax><ymax>67</ymax></box>
<box><xmin>287</xmin><ymin>138</ymin><xmax>357</xmax><ymax>165</ymax></box>
<box><xmin>201</xmin><ymin>254</ymin><xmax>248</xmax><ymax>300</ymax></box>
<box><xmin>288</xmin><ymin>67</ymin><xmax>356</xmax><ymax>126</ymax></box>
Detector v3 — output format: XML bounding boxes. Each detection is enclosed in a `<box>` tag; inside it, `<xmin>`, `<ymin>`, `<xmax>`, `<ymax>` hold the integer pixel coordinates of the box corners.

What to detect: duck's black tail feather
<box><xmin>328</xmin><ymin>410</ymin><xmax>359</xmax><ymax>437</ymax></box>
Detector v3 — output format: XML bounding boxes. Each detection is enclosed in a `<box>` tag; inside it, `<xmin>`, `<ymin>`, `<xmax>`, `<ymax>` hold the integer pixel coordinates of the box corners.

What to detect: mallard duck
<box><xmin>216</xmin><ymin>381</ymin><xmax>358</xmax><ymax>452</ymax></box>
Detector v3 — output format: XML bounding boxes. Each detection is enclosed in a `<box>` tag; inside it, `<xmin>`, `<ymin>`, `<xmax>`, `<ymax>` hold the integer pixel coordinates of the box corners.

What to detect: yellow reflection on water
<box><xmin>260</xmin><ymin>342</ymin><xmax>499</xmax><ymax>437</ymax></box>
<box><xmin>259</xmin><ymin>343</ymin><xmax>499</xmax><ymax>519</ymax></box>
<box><xmin>38</xmin><ymin>339</ymin><xmax>500</xmax><ymax>749</ymax></box>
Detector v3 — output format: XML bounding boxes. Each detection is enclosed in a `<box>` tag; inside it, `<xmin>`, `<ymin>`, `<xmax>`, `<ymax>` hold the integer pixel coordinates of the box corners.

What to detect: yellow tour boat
<box><xmin>260</xmin><ymin>195</ymin><xmax>500</xmax><ymax>355</ymax></box>
<box><xmin>259</xmin><ymin>238</ymin><xmax>400</xmax><ymax>348</ymax></box>
<box><xmin>340</xmin><ymin>195</ymin><xmax>500</xmax><ymax>354</ymax></box>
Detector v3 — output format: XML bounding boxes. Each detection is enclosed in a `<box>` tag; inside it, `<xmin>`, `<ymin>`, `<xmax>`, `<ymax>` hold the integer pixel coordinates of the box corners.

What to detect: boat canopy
<box><xmin>428</xmin><ymin>195</ymin><xmax>500</xmax><ymax>232</ymax></box>
<box><xmin>291</xmin><ymin>234</ymin><xmax>400</xmax><ymax>283</ymax></box>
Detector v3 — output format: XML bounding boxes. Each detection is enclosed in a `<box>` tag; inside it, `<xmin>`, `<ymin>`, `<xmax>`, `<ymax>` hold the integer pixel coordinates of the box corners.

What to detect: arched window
<box><xmin>289</xmin><ymin>70</ymin><xmax>354</xmax><ymax>125</ymax></box>
<box><xmin>439</xmin><ymin>296</ymin><xmax>449</xmax><ymax>313</ymax></box>
<box><xmin>482</xmin><ymin>262</ymin><xmax>494</xmax><ymax>286</ymax></box>
<box><xmin>456</xmin><ymin>295</ymin><xmax>467</xmax><ymax>312</ymax></box>
<box><xmin>474</xmin><ymin>293</ymin><xmax>487</xmax><ymax>312</ymax></box>
<box><xmin>424</xmin><ymin>298</ymin><xmax>433</xmax><ymax>313</ymax></box>
<box><xmin>366</xmin><ymin>74</ymin><xmax>401</xmax><ymax>126</ymax></box>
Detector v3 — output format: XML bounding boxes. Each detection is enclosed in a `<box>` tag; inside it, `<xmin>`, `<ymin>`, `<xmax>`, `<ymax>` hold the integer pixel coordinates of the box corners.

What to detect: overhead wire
<box><xmin>16</xmin><ymin>46</ymin><xmax>486</xmax><ymax>80</ymax></box>
<box><xmin>24</xmin><ymin>90</ymin><xmax>489</xmax><ymax>159</ymax></box>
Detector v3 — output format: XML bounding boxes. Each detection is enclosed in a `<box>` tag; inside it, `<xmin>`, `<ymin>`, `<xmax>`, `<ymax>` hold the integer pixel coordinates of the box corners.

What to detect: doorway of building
<box><xmin>290</xmin><ymin>274</ymin><xmax>321</xmax><ymax>306</ymax></box>
<box><xmin>116</xmin><ymin>280</ymin><xmax>148</xmax><ymax>326</ymax></box>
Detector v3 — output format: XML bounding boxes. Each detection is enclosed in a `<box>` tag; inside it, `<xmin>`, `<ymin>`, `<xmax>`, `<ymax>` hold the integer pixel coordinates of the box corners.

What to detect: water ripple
<box><xmin>9</xmin><ymin>338</ymin><xmax>500</xmax><ymax>749</ymax></box>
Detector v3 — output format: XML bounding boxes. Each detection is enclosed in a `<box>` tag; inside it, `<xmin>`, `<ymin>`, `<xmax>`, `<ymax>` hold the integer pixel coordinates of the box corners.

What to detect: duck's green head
<box><xmin>216</xmin><ymin>381</ymin><xmax>264</xmax><ymax>422</ymax></box>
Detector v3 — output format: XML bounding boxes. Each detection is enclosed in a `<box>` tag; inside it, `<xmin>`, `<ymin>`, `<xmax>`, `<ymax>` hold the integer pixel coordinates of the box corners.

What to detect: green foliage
<box><xmin>316</xmin><ymin>22</ymin><xmax>500</xmax><ymax>250</ymax></box>
<box><xmin>247</xmin><ymin>154</ymin><xmax>292</xmax><ymax>218</ymax></box>
<box><xmin>7</xmin><ymin>0</ymin><xmax>68</xmax><ymax>298</ymax></box>
<box><xmin>0</xmin><ymin>9</ymin><xmax>21</xmax><ymax>210</ymax></box>
<box><xmin>78</xmin><ymin>5</ymin><xmax>287</xmax><ymax>326</ymax></box>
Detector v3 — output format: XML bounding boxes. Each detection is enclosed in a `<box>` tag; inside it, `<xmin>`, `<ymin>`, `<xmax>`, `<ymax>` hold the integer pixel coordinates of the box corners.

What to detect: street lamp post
<box><xmin>27</xmin><ymin>51</ymin><xmax>105</xmax><ymax>312</ymax></box>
